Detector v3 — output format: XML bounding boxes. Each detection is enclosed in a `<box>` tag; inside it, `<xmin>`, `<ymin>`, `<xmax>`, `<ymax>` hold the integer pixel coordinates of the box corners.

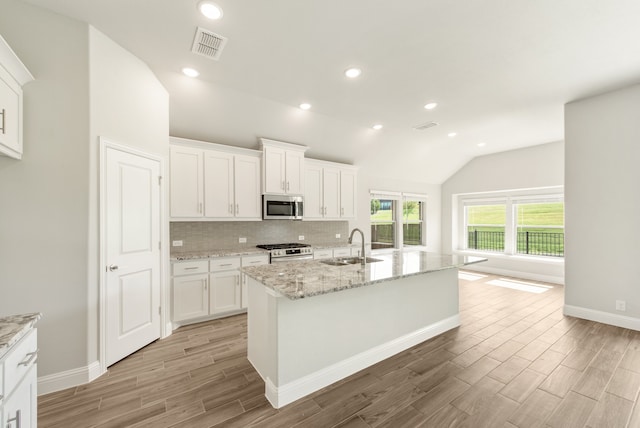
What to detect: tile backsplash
<box><xmin>170</xmin><ymin>221</ymin><xmax>350</xmax><ymax>255</ymax></box>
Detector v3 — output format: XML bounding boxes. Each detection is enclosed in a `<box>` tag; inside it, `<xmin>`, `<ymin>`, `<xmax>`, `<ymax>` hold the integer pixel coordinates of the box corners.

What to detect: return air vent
<box><xmin>191</xmin><ymin>27</ymin><xmax>228</xmax><ymax>60</ymax></box>
<box><xmin>413</xmin><ymin>121</ymin><xmax>439</xmax><ymax>131</ymax></box>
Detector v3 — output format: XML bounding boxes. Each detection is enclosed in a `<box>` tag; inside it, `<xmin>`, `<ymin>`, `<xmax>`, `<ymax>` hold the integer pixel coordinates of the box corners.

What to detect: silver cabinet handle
<box><xmin>282</xmin><ymin>180</ymin><xmax>285</xmax><ymax>191</ymax></box>
<box><xmin>109</xmin><ymin>264</ymin><xmax>118</xmax><ymax>271</ymax></box>
<box><xmin>184</xmin><ymin>266</ymin><xmax>199</xmax><ymax>270</ymax></box>
<box><xmin>6</xmin><ymin>409</ymin><xmax>21</xmax><ymax>428</ymax></box>
<box><xmin>229</xmin><ymin>204</ymin><xmax>233</xmax><ymax>214</ymax></box>
<box><xmin>18</xmin><ymin>349</ymin><xmax>38</xmax><ymax>367</ymax></box>
<box><xmin>341</xmin><ymin>207</ymin><xmax>344</xmax><ymax>215</ymax></box>
<box><xmin>0</xmin><ymin>108</ymin><xmax>5</xmax><ymax>135</ymax></box>
<box><xmin>199</xmin><ymin>202</ymin><xmax>203</xmax><ymax>214</ymax></box>
<box><xmin>287</xmin><ymin>181</ymin><xmax>290</xmax><ymax>191</ymax></box>
<box><xmin>220</xmin><ymin>263</ymin><xmax>232</xmax><ymax>267</ymax></box>
<box><xmin>236</xmin><ymin>204</ymin><xmax>239</xmax><ymax>215</ymax></box>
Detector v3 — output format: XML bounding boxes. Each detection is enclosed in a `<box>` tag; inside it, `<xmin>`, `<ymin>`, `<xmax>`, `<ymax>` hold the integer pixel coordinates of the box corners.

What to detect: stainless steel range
<box><xmin>256</xmin><ymin>243</ymin><xmax>313</xmax><ymax>263</ymax></box>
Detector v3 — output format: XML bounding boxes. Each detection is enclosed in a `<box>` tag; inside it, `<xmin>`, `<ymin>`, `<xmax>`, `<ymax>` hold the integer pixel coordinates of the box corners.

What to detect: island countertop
<box><xmin>0</xmin><ymin>312</ymin><xmax>41</xmax><ymax>359</ymax></box>
<box><xmin>241</xmin><ymin>250</ymin><xmax>486</xmax><ymax>300</ymax></box>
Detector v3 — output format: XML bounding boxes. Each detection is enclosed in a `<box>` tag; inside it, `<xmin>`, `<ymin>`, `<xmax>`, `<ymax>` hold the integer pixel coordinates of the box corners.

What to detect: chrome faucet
<box><xmin>348</xmin><ymin>228</ymin><xmax>366</xmax><ymax>265</ymax></box>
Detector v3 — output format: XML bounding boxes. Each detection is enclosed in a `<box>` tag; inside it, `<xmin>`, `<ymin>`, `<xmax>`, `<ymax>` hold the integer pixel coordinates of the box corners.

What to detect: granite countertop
<box><xmin>242</xmin><ymin>250</ymin><xmax>487</xmax><ymax>300</ymax></box>
<box><xmin>0</xmin><ymin>312</ymin><xmax>41</xmax><ymax>359</ymax></box>
<box><xmin>170</xmin><ymin>242</ymin><xmax>357</xmax><ymax>261</ymax></box>
<box><xmin>171</xmin><ymin>247</ymin><xmax>270</xmax><ymax>261</ymax></box>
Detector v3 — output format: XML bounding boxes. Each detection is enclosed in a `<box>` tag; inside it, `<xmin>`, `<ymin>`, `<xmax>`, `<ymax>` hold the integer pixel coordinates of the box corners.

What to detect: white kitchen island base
<box><xmin>247</xmin><ymin>267</ymin><xmax>461</xmax><ymax>409</ymax></box>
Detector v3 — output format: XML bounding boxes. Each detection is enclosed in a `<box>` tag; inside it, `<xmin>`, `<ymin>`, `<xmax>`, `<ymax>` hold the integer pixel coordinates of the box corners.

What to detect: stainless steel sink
<box><xmin>320</xmin><ymin>256</ymin><xmax>383</xmax><ymax>266</ymax></box>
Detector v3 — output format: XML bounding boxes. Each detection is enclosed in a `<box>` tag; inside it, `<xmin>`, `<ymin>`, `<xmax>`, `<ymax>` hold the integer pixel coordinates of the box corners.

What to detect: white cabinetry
<box><xmin>170</xmin><ymin>138</ymin><xmax>262</xmax><ymax>221</ymax></box>
<box><xmin>0</xmin><ymin>35</ymin><xmax>34</xmax><ymax>160</ymax></box>
<box><xmin>260</xmin><ymin>139</ymin><xmax>308</xmax><ymax>195</ymax></box>
<box><xmin>304</xmin><ymin>159</ymin><xmax>358</xmax><ymax>220</ymax></box>
<box><xmin>1</xmin><ymin>328</ymin><xmax>38</xmax><ymax>428</ymax></box>
<box><xmin>313</xmin><ymin>247</ymin><xmax>355</xmax><ymax>260</ymax></box>
<box><xmin>172</xmin><ymin>253</ymin><xmax>269</xmax><ymax>324</ymax></box>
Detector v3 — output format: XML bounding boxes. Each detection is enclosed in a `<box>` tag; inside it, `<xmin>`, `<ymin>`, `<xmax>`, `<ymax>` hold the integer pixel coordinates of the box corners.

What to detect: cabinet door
<box><xmin>304</xmin><ymin>163</ymin><xmax>324</xmax><ymax>219</ymax></box>
<box><xmin>263</xmin><ymin>146</ymin><xmax>286</xmax><ymax>194</ymax></box>
<box><xmin>172</xmin><ymin>274</ymin><xmax>209</xmax><ymax>321</ymax></box>
<box><xmin>340</xmin><ymin>169</ymin><xmax>357</xmax><ymax>218</ymax></box>
<box><xmin>285</xmin><ymin>150</ymin><xmax>305</xmax><ymax>194</ymax></box>
<box><xmin>170</xmin><ymin>146</ymin><xmax>203</xmax><ymax>218</ymax></box>
<box><xmin>234</xmin><ymin>155</ymin><xmax>262</xmax><ymax>219</ymax></box>
<box><xmin>241</xmin><ymin>254</ymin><xmax>269</xmax><ymax>308</ymax></box>
<box><xmin>0</xmin><ymin>69</ymin><xmax>22</xmax><ymax>159</ymax></box>
<box><xmin>203</xmin><ymin>150</ymin><xmax>234</xmax><ymax>218</ymax></box>
<box><xmin>2</xmin><ymin>365</ymin><xmax>36</xmax><ymax>428</ymax></box>
<box><xmin>322</xmin><ymin>167</ymin><xmax>341</xmax><ymax>219</ymax></box>
<box><xmin>210</xmin><ymin>271</ymin><xmax>241</xmax><ymax>314</ymax></box>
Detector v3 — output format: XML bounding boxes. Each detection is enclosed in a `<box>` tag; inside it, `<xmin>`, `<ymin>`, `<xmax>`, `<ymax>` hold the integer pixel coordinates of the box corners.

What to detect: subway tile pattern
<box><xmin>170</xmin><ymin>221</ymin><xmax>350</xmax><ymax>256</ymax></box>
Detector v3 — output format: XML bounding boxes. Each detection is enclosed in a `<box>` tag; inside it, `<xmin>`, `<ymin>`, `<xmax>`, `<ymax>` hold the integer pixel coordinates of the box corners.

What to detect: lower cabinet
<box><xmin>172</xmin><ymin>253</ymin><xmax>269</xmax><ymax>325</ymax></box>
<box><xmin>1</xmin><ymin>328</ymin><xmax>38</xmax><ymax>428</ymax></box>
<box><xmin>313</xmin><ymin>247</ymin><xmax>356</xmax><ymax>260</ymax></box>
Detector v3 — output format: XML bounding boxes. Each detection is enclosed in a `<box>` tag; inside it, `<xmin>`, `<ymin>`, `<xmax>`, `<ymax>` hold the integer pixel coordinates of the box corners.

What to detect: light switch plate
<box><xmin>335</xmin><ymin>234</ymin><xmax>341</xmax><ymax>239</ymax></box>
<box><xmin>172</xmin><ymin>240</ymin><xmax>183</xmax><ymax>247</ymax></box>
<box><xmin>239</xmin><ymin>237</ymin><xmax>247</xmax><ymax>243</ymax></box>
<box><xmin>298</xmin><ymin>235</ymin><xmax>305</xmax><ymax>240</ymax></box>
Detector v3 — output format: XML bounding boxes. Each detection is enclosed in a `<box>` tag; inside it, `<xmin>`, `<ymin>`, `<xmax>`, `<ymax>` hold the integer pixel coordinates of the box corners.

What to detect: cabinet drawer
<box><xmin>173</xmin><ymin>260</ymin><xmax>208</xmax><ymax>276</ymax></box>
<box><xmin>5</xmin><ymin>328</ymin><xmax>37</xmax><ymax>396</ymax></box>
<box><xmin>242</xmin><ymin>254</ymin><xmax>269</xmax><ymax>266</ymax></box>
<box><xmin>313</xmin><ymin>249</ymin><xmax>333</xmax><ymax>260</ymax></box>
<box><xmin>332</xmin><ymin>248</ymin><xmax>351</xmax><ymax>257</ymax></box>
<box><xmin>210</xmin><ymin>257</ymin><xmax>241</xmax><ymax>272</ymax></box>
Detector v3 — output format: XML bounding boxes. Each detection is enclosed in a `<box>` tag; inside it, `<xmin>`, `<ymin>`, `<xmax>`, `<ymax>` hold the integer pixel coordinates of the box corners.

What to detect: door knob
<box><xmin>108</xmin><ymin>264</ymin><xmax>119</xmax><ymax>272</ymax></box>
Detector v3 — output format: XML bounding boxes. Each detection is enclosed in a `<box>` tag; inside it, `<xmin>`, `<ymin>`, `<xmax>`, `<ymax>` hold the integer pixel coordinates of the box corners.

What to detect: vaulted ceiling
<box><xmin>20</xmin><ymin>0</ymin><xmax>640</xmax><ymax>182</ymax></box>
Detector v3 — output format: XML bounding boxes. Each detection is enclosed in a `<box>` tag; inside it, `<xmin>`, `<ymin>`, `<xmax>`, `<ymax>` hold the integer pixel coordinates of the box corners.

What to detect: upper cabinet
<box><xmin>170</xmin><ymin>138</ymin><xmax>262</xmax><ymax>221</ymax></box>
<box><xmin>0</xmin><ymin>35</ymin><xmax>34</xmax><ymax>160</ymax></box>
<box><xmin>304</xmin><ymin>159</ymin><xmax>358</xmax><ymax>220</ymax></box>
<box><xmin>260</xmin><ymin>138</ymin><xmax>308</xmax><ymax>195</ymax></box>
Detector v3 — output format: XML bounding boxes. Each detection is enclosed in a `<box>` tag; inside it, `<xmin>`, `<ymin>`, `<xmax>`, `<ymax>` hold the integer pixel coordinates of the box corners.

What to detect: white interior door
<box><xmin>105</xmin><ymin>145</ymin><xmax>161</xmax><ymax>366</ymax></box>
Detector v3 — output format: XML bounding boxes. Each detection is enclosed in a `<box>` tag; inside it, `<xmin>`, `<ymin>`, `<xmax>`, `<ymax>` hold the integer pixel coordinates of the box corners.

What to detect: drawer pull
<box><xmin>250</xmin><ymin>261</ymin><xmax>262</xmax><ymax>264</ymax></box>
<box><xmin>0</xmin><ymin>108</ymin><xmax>5</xmax><ymax>134</ymax></box>
<box><xmin>220</xmin><ymin>263</ymin><xmax>232</xmax><ymax>267</ymax></box>
<box><xmin>18</xmin><ymin>349</ymin><xmax>38</xmax><ymax>367</ymax></box>
<box><xmin>6</xmin><ymin>409</ymin><xmax>21</xmax><ymax>428</ymax></box>
<box><xmin>184</xmin><ymin>267</ymin><xmax>199</xmax><ymax>270</ymax></box>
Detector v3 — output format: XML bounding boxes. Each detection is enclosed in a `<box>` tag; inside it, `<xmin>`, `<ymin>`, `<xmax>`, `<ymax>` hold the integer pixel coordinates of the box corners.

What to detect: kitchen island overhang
<box><xmin>242</xmin><ymin>251</ymin><xmax>486</xmax><ymax>409</ymax></box>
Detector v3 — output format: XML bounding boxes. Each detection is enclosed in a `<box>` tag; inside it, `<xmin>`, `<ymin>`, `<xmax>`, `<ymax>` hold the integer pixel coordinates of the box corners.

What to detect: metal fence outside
<box><xmin>467</xmin><ymin>230</ymin><xmax>564</xmax><ymax>257</ymax></box>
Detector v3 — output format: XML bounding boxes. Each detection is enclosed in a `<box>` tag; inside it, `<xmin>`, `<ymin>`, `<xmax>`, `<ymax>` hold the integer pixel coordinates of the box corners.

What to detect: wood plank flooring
<box><xmin>38</xmin><ymin>271</ymin><xmax>640</xmax><ymax>427</ymax></box>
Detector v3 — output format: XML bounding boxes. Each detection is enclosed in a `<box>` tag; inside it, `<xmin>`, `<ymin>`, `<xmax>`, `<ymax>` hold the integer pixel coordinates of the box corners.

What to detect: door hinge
<box><xmin>158</xmin><ymin>176</ymin><xmax>162</xmax><ymax>186</ymax></box>
<box><xmin>158</xmin><ymin>306</ymin><xmax>161</xmax><ymax>315</ymax></box>
<box><xmin>158</xmin><ymin>241</ymin><xmax>161</xmax><ymax>250</ymax></box>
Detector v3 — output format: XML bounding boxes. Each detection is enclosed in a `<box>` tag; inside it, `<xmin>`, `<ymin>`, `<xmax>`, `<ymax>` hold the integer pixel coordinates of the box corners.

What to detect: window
<box><xmin>515</xmin><ymin>201</ymin><xmax>564</xmax><ymax>257</ymax></box>
<box><xmin>403</xmin><ymin>198</ymin><xmax>425</xmax><ymax>247</ymax></box>
<box><xmin>371</xmin><ymin>191</ymin><xmax>428</xmax><ymax>250</ymax></box>
<box><xmin>459</xmin><ymin>189</ymin><xmax>564</xmax><ymax>258</ymax></box>
<box><xmin>465</xmin><ymin>203</ymin><xmax>506</xmax><ymax>252</ymax></box>
<box><xmin>371</xmin><ymin>198</ymin><xmax>396</xmax><ymax>249</ymax></box>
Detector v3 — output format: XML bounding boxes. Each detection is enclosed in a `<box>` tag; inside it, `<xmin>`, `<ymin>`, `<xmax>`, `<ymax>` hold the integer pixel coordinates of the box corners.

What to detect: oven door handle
<box><xmin>271</xmin><ymin>255</ymin><xmax>313</xmax><ymax>263</ymax></box>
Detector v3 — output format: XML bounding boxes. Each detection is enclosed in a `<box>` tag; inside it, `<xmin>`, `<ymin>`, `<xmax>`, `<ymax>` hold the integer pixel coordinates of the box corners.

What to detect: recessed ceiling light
<box><xmin>477</xmin><ymin>142</ymin><xmax>486</xmax><ymax>147</ymax></box>
<box><xmin>372</xmin><ymin>124</ymin><xmax>383</xmax><ymax>130</ymax></box>
<box><xmin>182</xmin><ymin>67</ymin><xmax>199</xmax><ymax>77</ymax></box>
<box><xmin>299</xmin><ymin>103</ymin><xmax>311</xmax><ymax>110</ymax></box>
<box><xmin>424</xmin><ymin>102</ymin><xmax>438</xmax><ymax>110</ymax></box>
<box><xmin>448</xmin><ymin>132</ymin><xmax>457</xmax><ymax>138</ymax></box>
<box><xmin>344</xmin><ymin>68</ymin><xmax>362</xmax><ymax>78</ymax></box>
<box><xmin>198</xmin><ymin>1</ymin><xmax>223</xmax><ymax>19</ymax></box>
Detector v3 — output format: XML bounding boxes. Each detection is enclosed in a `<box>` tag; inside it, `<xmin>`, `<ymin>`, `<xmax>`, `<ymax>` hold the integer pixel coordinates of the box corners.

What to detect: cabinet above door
<box><xmin>260</xmin><ymin>138</ymin><xmax>308</xmax><ymax>195</ymax></box>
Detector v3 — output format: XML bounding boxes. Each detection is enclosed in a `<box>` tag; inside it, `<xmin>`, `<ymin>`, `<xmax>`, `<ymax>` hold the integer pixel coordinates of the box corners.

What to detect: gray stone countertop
<box><xmin>170</xmin><ymin>242</ymin><xmax>357</xmax><ymax>261</ymax></box>
<box><xmin>241</xmin><ymin>250</ymin><xmax>487</xmax><ymax>300</ymax></box>
<box><xmin>0</xmin><ymin>312</ymin><xmax>41</xmax><ymax>359</ymax></box>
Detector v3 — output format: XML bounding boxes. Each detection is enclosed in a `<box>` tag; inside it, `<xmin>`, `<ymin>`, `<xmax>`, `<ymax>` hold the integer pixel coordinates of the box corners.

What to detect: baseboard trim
<box><xmin>264</xmin><ymin>314</ymin><xmax>460</xmax><ymax>408</ymax></box>
<box><xmin>564</xmin><ymin>305</ymin><xmax>640</xmax><ymax>331</ymax></box>
<box><xmin>38</xmin><ymin>361</ymin><xmax>105</xmax><ymax>395</ymax></box>
<box><xmin>463</xmin><ymin>265</ymin><xmax>564</xmax><ymax>285</ymax></box>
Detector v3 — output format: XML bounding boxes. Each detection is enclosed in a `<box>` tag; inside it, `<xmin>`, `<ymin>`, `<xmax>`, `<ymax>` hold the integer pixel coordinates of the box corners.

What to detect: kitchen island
<box><xmin>242</xmin><ymin>250</ymin><xmax>486</xmax><ymax>408</ymax></box>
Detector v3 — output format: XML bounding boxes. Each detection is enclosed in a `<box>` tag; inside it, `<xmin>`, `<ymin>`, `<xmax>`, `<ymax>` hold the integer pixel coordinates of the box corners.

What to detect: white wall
<box><xmin>0</xmin><ymin>0</ymin><xmax>91</xmax><ymax>377</ymax></box>
<box><xmin>0</xmin><ymin>1</ymin><xmax>170</xmax><ymax>391</ymax></box>
<box><xmin>441</xmin><ymin>141</ymin><xmax>565</xmax><ymax>283</ymax></box>
<box><xmin>564</xmin><ymin>84</ymin><xmax>640</xmax><ymax>330</ymax></box>
<box><xmin>87</xmin><ymin>27</ymin><xmax>170</xmax><ymax>367</ymax></box>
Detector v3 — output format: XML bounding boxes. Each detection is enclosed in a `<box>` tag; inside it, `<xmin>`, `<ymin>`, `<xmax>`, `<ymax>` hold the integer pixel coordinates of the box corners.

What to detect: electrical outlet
<box><xmin>172</xmin><ymin>240</ymin><xmax>183</xmax><ymax>247</ymax></box>
<box><xmin>298</xmin><ymin>235</ymin><xmax>305</xmax><ymax>240</ymax></box>
<box><xmin>335</xmin><ymin>233</ymin><xmax>341</xmax><ymax>239</ymax></box>
<box><xmin>616</xmin><ymin>300</ymin><xmax>626</xmax><ymax>311</ymax></box>
<box><xmin>239</xmin><ymin>237</ymin><xmax>247</xmax><ymax>243</ymax></box>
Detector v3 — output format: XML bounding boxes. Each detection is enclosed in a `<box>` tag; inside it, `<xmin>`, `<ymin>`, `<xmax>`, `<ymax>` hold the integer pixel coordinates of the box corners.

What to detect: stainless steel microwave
<box><xmin>262</xmin><ymin>195</ymin><xmax>304</xmax><ymax>220</ymax></box>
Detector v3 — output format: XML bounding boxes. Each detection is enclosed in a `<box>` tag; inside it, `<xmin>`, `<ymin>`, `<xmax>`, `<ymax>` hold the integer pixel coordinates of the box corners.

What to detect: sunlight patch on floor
<box><xmin>459</xmin><ymin>271</ymin><xmax>488</xmax><ymax>281</ymax></box>
<box><xmin>486</xmin><ymin>278</ymin><xmax>554</xmax><ymax>294</ymax></box>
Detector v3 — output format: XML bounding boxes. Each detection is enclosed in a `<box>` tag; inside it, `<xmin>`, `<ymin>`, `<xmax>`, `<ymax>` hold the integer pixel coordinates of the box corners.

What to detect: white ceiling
<box><xmin>20</xmin><ymin>0</ymin><xmax>640</xmax><ymax>183</ymax></box>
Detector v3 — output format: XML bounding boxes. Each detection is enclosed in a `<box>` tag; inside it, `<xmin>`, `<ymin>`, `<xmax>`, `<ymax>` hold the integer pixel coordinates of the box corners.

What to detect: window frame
<box><xmin>370</xmin><ymin>191</ymin><xmax>428</xmax><ymax>251</ymax></box>
<box><xmin>456</xmin><ymin>187</ymin><xmax>564</xmax><ymax>259</ymax></box>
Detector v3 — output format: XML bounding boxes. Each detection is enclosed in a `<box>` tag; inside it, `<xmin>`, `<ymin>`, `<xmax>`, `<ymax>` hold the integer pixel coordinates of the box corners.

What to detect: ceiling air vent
<box><xmin>191</xmin><ymin>27</ymin><xmax>228</xmax><ymax>60</ymax></box>
<box><xmin>413</xmin><ymin>121</ymin><xmax>439</xmax><ymax>131</ymax></box>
